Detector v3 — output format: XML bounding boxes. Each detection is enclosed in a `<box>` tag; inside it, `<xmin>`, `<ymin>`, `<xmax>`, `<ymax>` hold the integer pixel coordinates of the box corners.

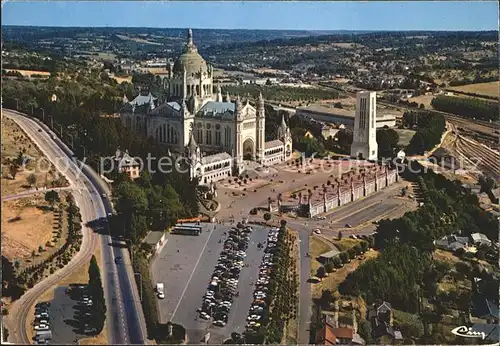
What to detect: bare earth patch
<box><xmin>1</xmin><ymin>116</ymin><xmax>61</xmax><ymax>196</ymax></box>
<box><xmin>1</xmin><ymin>197</ymin><xmax>55</xmax><ymax>261</ymax></box>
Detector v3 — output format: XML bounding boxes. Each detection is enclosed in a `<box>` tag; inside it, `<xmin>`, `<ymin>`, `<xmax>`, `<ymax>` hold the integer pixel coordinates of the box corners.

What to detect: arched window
<box><xmin>196</xmin><ymin>85</ymin><xmax>200</xmax><ymax>95</ymax></box>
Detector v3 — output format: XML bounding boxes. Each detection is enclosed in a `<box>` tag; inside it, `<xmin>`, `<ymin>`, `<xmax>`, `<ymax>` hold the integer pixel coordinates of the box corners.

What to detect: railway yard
<box><xmin>441</xmin><ymin>117</ymin><xmax>500</xmax><ymax>180</ymax></box>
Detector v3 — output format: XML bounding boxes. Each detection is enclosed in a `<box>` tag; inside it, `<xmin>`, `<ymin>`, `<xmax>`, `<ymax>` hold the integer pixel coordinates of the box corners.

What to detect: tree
<box><xmin>325</xmin><ymin>262</ymin><xmax>335</xmax><ymax>273</ymax></box>
<box><xmin>9</xmin><ymin>164</ymin><xmax>19</xmax><ymax>180</ymax></box>
<box><xmin>360</xmin><ymin>241</ymin><xmax>368</xmax><ymax>253</ymax></box>
<box><xmin>319</xmin><ymin>289</ymin><xmax>334</xmax><ymax>309</ymax></box>
<box><xmin>38</xmin><ymin>245</ymin><xmax>43</xmax><ymax>253</ymax></box>
<box><xmin>88</xmin><ymin>255</ymin><xmax>106</xmax><ymax>333</ymax></box>
<box><xmin>316</xmin><ymin>266</ymin><xmax>327</xmax><ymax>279</ymax></box>
<box><xmin>263</xmin><ymin>212</ymin><xmax>272</xmax><ymax>222</ymax></box>
<box><xmin>353</xmin><ymin>244</ymin><xmax>362</xmax><ymax>255</ymax></box>
<box><xmin>478</xmin><ymin>175</ymin><xmax>496</xmax><ymax>193</ymax></box>
<box><xmin>44</xmin><ymin>190</ymin><xmax>60</xmax><ymax>209</ymax></box>
<box><xmin>338</xmin><ymin>231</ymin><xmax>342</xmax><ymax>240</ymax></box>
<box><xmin>339</xmin><ymin>252</ymin><xmax>349</xmax><ymax>264</ymax></box>
<box><xmin>357</xmin><ymin>319</ymin><xmax>374</xmax><ymax>344</ymax></box>
<box><xmin>332</xmin><ymin>257</ymin><xmax>342</xmax><ymax>268</ymax></box>
<box><xmin>27</xmin><ymin>173</ymin><xmax>37</xmax><ymax>188</ymax></box>
<box><xmin>377</xmin><ymin>128</ymin><xmax>400</xmax><ymax>158</ymax></box>
<box><xmin>347</xmin><ymin>248</ymin><xmax>357</xmax><ymax>259</ymax></box>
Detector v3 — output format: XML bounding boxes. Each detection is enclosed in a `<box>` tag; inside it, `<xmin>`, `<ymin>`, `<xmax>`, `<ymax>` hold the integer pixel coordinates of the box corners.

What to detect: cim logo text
<box><xmin>451</xmin><ymin>326</ymin><xmax>486</xmax><ymax>340</ymax></box>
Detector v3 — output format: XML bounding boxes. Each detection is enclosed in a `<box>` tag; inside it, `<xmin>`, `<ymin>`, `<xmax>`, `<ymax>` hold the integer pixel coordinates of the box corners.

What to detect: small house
<box><xmin>112</xmin><ymin>148</ymin><xmax>141</xmax><ymax>179</ymax></box>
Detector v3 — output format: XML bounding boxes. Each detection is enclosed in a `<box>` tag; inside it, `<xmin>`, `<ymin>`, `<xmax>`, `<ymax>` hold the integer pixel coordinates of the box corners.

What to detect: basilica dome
<box><xmin>172</xmin><ymin>29</ymin><xmax>208</xmax><ymax>76</ymax></box>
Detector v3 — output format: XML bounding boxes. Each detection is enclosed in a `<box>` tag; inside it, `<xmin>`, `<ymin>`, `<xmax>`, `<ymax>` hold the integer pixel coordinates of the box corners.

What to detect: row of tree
<box><xmin>221</xmin><ymin>85</ymin><xmax>339</xmax><ymax>103</ymax></box>
<box><xmin>431</xmin><ymin>95</ymin><xmax>497</xmax><ymax>122</ymax></box>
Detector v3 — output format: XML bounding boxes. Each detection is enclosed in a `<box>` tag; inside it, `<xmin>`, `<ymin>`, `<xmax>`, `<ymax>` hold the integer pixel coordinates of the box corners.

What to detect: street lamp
<box><xmin>14</xmin><ymin>98</ymin><xmax>19</xmax><ymax>111</ymax></box>
<box><xmin>68</xmin><ymin>133</ymin><xmax>74</xmax><ymax>149</ymax></box>
<box><xmin>47</xmin><ymin>114</ymin><xmax>54</xmax><ymax>129</ymax></box>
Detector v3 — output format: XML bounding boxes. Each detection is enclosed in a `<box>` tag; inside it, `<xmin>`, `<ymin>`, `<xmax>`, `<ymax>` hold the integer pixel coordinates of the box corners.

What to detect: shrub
<box><xmin>325</xmin><ymin>262</ymin><xmax>335</xmax><ymax>273</ymax></box>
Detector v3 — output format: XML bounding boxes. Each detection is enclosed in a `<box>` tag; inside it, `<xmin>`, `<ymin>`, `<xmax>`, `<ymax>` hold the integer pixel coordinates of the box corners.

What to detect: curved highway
<box><xmin>4</xmin><ymin>110</ymin><xmax>147</xmax><ymax>345</ymax></box>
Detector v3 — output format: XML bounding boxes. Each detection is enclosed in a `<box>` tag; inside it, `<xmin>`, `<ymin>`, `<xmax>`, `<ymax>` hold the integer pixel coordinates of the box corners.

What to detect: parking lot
<box><xmin>152</xmin><ymin>223</ymin><xmax>270</xmax><ymax>344</ymax></box>
<box><xmin>31</xmin><ymin>285</ymin><xmax>96</xmax><ymax>345</ymax></box>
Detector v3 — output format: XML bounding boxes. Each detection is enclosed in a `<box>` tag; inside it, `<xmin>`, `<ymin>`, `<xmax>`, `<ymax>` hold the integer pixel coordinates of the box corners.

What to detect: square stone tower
<box><xmin>351</xmin><ymin>91</ymin><xmax>378</xmax><ymax>160</ymax></box>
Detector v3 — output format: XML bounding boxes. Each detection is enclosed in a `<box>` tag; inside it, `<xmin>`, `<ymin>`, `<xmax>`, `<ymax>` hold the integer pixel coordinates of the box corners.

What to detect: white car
<box><xmin>247</xmin><ymin>314</ymin><xmax>262</xmax><ymax>321</ymax></box>
<box><xmin>313</xmin><ymin>229</ymin><xmax>321</xmax><ymax>234</ymax></box>
<box><xmin>35</xmin><ymin>314</ymin><xmax>49</xmax><ymax>319</ymax></box>
<box><xmin>200</xmin><ymin>312</ymin><xmax>210</xmax><ymax>320</ymax></box>
<box><xmin>213</xmin><ymin>320</ymin><xmax>226</xmax><ymax>327</ymax></box>
<box><xmin>34</xmin><ymin>324</ymin><xmax>50</xmax><ymax>331</ymax></box>
<box><xmin>158</xmin><ymin>291</ymin><xmax>165</xmax><ymax>299</ymax></box>
<box><xmin>251</xmin><ymin>306</ymin><xmax>264</xmax><ymax>313</ymax></box>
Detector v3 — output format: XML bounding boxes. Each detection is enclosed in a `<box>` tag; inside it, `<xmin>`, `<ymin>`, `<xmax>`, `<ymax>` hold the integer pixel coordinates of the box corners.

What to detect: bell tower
<box><xmin>350</xmin><ymin>91</ymin><xmax>378</xmax><ymax>160</ymax></box>
<box><xmin>256</xmin><ymin>92</ymin><xmax>266</xmax><ymax>162</ymax></box>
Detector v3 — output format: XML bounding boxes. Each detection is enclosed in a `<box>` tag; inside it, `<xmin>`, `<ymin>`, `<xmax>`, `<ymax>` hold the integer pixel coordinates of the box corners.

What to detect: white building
<box><xmin>350</xmin><ymin>91</ymin><xmax>378</xmax><ymax>160</ymax></box>
<box><xmin>296</xmin><ymin>105</ymin><xmax>396</xmax><ymax>128</ymax></box>
<box><xmin>120</xmin><ymin>29</ymin><xmax>293</xmax><ymax>185</ymax></box>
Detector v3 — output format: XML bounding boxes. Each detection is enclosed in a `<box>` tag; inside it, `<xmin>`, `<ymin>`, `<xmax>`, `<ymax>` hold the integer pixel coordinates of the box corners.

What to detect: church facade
<box><xmin>120</xmin><ymin>29</ymin><xmax>293</xmax><ymax>185</ymax></box>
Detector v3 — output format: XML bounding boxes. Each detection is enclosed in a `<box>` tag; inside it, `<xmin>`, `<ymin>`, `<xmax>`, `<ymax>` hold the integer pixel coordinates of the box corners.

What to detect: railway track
<box><xmin>456</xmin><ymin>136</ymin><xmax>500</xmax><ymax>178</ymax></box>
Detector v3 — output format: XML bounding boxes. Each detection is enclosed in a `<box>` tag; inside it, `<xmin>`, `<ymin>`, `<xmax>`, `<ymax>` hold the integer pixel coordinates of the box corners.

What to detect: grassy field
<box><xmin>449</xmin><ymin>81</ymin><xmax>499</xmax><ymax>98</ymax></box>
<box><xmin>395</xmin><ymin>129</ymin><xmax>416</xmax><ymax>147</ymax></box>
<box><xmin>1</xmin><ymin>196</ymin><xmax>66</xmax><ymax>264</ymax></box>
<box><xmin>332</xmin><ymin>238</ymin><xmax>362</xmax><ymax>252</ymax></box>
<box><xmin>311</xmin><ymin>249</ymin><xmax>379</xmax><ymax>298</ymax></box>
<box><xmin>310</xmin><ymin>236</ymin><xmax>332</xmax><ymax>276</ymax></box>
<box><xmin>408</xmin><ymin>95</ymin><xmax>435</xmax><ymax>109</ymax></box>
<box><xmin>1</xmin><ymin>116</ymin><xmax>61</xmax><ymax>196</ymax></box>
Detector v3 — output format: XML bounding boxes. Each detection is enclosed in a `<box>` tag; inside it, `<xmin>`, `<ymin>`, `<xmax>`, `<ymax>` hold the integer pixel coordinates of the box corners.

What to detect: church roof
<box><xmin>265</xmin><ymin>139</ymin><xmax>284</xmax><ymax>149</ymax></box>
<box><xmin>129</xmin><ymin>93</ymin><xmax>157</xmax><ymax>107</ymax></box>
<box><xmin>173</xmin><ymin>29</ymin><xmax>208</xmax><ymax>75</ymax></box>
<box><xmin>198</xmin><ymin>101</ymin><xmax>235</xmax><ymax>117</ymax></box>
<box><xmin>201</xmin><ymin>152</ymin><xmax>232</xmax><ymax>165</ymax></box>
<box><xmin>166</xmin><ymin>101</ymin><xmax>182</xmax><ymax>111</ymax></box>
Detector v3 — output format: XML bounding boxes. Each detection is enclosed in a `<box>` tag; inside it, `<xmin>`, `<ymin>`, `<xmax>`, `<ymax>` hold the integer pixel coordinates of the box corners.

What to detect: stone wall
<box><xmin>306</xmin><ymin>165</ymin><xmax>398</xmax><ymax>218</ymax></box>
<box><xmin>365</xmin><ymin>180</ymin><xmax>376</xmax><ymax>195</ymax></box>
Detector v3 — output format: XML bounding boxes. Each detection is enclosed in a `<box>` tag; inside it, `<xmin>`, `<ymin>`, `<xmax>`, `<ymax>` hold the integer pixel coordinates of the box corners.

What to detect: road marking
<box><xmin>170</xmin><ymin>227</ymin><xmax>215</xmax><ymax>320</ymax></box>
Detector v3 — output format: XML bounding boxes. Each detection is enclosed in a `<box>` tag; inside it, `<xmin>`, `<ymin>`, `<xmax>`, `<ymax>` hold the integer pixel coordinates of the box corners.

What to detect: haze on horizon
<box><xmin>2</xmin><ymin>1</ymin><xmax>498</xmax><ymax>31</ymax></box>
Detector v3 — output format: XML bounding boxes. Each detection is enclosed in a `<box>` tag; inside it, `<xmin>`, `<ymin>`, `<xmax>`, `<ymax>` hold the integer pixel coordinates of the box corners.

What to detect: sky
<box><xmin>2</xmin><ymin>1</ymin><xmax>498</xmax><ymax>31</ymax></box>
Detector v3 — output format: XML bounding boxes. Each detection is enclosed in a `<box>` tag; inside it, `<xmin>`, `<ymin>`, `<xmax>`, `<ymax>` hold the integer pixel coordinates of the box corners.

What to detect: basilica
<box><xmin>120</xmin><ymin>29</ymin><xmax>293</xmax><ymax>185</ymax></box>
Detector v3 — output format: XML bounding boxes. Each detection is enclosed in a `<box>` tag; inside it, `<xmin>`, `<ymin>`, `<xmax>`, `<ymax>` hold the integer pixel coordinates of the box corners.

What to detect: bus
<box><xmin>172</xmin><ymin>226</ymin><xmax>202</xmax><ymax>235</ymax></box>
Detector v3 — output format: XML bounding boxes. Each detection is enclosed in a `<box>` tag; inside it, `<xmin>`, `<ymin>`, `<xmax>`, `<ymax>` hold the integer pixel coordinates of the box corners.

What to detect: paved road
<box><xmin>4</xmin><ymin>110</ymin><xmax>147</xmax><ymax>345</ymax></box>
<box><xmin>2</xmin><ymin>186</ymin><xmax>72</xmax><ymax>201</ymax></box>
